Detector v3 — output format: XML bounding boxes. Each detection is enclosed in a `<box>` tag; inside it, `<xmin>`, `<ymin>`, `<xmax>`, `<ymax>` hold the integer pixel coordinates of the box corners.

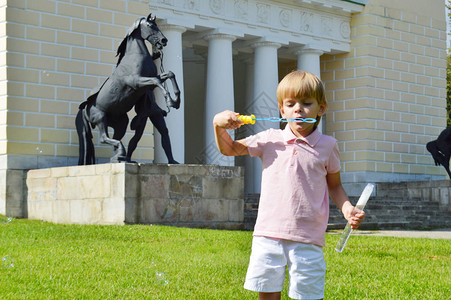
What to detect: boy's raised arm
<box><xmin>213</xmin><ymin>110</ymin><xmax>249</xmax><ymax>157</ymax></box>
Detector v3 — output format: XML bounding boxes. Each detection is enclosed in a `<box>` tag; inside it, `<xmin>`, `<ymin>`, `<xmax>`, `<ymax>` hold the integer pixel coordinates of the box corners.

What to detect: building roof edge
<box><xmin>340</xmin><ymin>0</ymin><xmax>369</xmax><ymax>5</ymax></box>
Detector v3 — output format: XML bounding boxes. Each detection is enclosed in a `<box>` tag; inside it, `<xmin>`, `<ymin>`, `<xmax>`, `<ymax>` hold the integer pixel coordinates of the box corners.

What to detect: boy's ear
<box><xmin>318</xmin><ymin>103</ymin><xmax>326</xmax><ymax>116</ymax></box>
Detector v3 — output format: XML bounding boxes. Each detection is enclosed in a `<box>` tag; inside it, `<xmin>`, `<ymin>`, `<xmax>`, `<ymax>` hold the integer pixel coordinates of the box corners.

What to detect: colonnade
<box><xmin>155</xmin><ymin>25</ymin><xmax>324</xmax><ymax>192</ymax></box>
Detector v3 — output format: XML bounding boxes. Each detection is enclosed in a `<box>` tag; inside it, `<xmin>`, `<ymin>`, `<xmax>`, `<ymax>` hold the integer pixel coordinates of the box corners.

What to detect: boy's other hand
<box><xmin>213</xmin><ymin>110</ymin><xmax>243</xmax><ymax>130</ymax></box>
<box><xmin>342</xmin><ymin>202</ymin><xmax>365</xmax><ymax>230</ymax></box>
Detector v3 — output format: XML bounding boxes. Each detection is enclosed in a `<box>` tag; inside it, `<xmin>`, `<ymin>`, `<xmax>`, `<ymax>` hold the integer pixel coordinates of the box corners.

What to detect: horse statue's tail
<box><xmin>75</xmin><ymin>108</ymin><xmax>96</xmax><ymax>165</ymax></box>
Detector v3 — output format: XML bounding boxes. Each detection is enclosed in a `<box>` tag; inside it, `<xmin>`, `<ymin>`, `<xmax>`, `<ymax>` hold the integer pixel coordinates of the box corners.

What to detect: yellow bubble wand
<box><xmin>237</xmin><ymin>114</ymin><xmax>317</xmax><ymax>125</ymax></box>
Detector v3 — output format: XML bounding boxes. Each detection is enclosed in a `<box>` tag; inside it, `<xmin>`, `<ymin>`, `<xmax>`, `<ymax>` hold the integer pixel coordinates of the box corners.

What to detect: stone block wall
<box><xmin>328</xmin><ymin>180</ymin><xmax>451</xmax><ymax>230</ymax></box>
<box><xmin>27</xmin><ymin>163</ymin><xmax>127</xmax><ymax>224</ymax></box>
<box><xmin>25</xmin><ymin>163</ymin><xmax>244</xmax><ymax>229</ymax></box>
<box><xmin>126</xmin><ymin>164</ymin><xmax>244</xmax><ymax>229</ymax></box>
<box><xmin>0</xmin><ymin>169</ymin><xmax>25</xmax><ymax>217</ymax></box>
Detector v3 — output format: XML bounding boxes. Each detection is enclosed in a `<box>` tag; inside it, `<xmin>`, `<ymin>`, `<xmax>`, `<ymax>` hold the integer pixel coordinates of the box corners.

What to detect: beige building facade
<box><xmin>321</xmin><ymin>0</ymin><xmax>448</xmax><ymax>186</ymax></box>
<box><xmin>0</xmin><ymin>0</ymin><xmax>448</xmax><ymax>214</ymax></box>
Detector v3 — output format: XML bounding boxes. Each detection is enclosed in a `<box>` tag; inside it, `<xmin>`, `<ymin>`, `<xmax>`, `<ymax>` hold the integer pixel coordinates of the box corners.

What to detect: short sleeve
<box><xmin>246</xmin><ymin>129</ymin><xmax>271</xmax><ymax>158</ymax></box>
<box><xmin>326</xmin><ymin>141</ymin><xmax>341</xmax><ymax>174</ymax></box>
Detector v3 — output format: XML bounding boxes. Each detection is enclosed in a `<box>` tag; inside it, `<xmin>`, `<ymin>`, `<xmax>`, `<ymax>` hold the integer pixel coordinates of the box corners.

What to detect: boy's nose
<box><xmin>294</xmin><ymin>103</ymin><xmax>302</xmax><ymax>112</ymax></box>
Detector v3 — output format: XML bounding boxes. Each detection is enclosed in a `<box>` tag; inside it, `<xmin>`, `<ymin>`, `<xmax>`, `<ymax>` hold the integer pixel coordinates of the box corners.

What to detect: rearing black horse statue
<box><xmin>427</xmin><ymin>125</ymin><xmax>451</xmax><ymax>178</ymax></box>
<box><xmin>76</xmin><ymin>14</ymin><xmax>180</xmax><ymax>165</ymax></box>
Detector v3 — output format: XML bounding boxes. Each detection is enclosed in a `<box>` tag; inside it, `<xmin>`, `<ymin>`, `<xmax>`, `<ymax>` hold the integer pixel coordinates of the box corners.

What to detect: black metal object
<box><xmin>76</xmin><ymin>14</ymin><xmax>180</xmax><ymax>165</ymax></box>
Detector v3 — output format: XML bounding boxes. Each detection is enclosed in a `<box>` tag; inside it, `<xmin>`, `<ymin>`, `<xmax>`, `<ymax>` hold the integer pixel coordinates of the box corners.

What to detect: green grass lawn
<box><xmin>1</xmin><ymin>215</ymin><xmax>450</xmax><ymax>299</ymax></box>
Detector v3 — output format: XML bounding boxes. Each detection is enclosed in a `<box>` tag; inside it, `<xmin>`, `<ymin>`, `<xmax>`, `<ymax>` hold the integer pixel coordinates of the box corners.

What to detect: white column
<box><xmin>295</xmin><ymin>48</ymin><xmax>323</xmax><ymax>77</ymax></box>
<box><xmin>204</xmin><ymin>33</ymin><xmax>236</xmax><ymax>165</ymax></box>
<box><xmin>244</xmin><ymin>57</ymin><xmax>255</xmax><ymax>194</ymax></box>
<box><xmin>154</xmin><ymin>24</ymin><xmax>186</xmax><ymax>163</ymax></box>
<box><xmin>244</xmin><ymin>57</ymin><xmax>254</xmax><ymax>112</ymax></box>
<box><xmin>295</xmin><ymin>47</ymin><xmax>324</xmax><ymax>132</ymax></box>
<box><xmin>252</xmin><ymin>42</ymin><xmax>281</xmax><ymax>129</ymax></box>
<box><xmin>250</xmin><ymin>41</ymin><xmax>281</xmax><ymax>193</ymax></box>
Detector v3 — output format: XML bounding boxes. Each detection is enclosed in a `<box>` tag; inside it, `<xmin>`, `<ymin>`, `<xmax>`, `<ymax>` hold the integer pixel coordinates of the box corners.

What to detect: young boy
<box><xmin>212</xmin><ymin>70</ymin><xmax>365</xmax><ymax>300</ymax></box>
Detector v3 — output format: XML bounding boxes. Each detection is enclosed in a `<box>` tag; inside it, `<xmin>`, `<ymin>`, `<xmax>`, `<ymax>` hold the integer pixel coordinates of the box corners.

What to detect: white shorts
<box><xmin>244</xmin><ymin>236</ymin><xmax>326</xmax><ymax>300</ymax></box>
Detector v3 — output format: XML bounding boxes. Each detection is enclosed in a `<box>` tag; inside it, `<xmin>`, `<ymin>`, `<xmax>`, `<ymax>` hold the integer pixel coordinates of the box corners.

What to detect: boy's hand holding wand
<box><xmin>213</xmin><ymin>110</ymin><xmax>243</xmax><ymax>130</ymax></box>
<box><xmin>336</xmin><ymin>183</ymin><xmax>374</xmax><ymax>252</ymax></box>
<box><xmin>213</xmin><ymin>111</ymin><xmax>248</xmax><ymax>157</ymax></box>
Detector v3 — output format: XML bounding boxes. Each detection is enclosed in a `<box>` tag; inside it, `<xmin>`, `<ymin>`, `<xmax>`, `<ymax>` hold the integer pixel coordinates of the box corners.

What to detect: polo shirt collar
<box><xmin>282</xmin><ymin>125</ymin><xmax>321</xmax><ymax>147</ymax></box>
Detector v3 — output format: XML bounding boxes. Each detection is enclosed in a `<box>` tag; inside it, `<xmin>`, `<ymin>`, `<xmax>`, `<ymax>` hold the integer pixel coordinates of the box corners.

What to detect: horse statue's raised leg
<box><xmin>109</xmin><ymin>114</ymin><xmax>129</xmax><ymax>163</ymax></box>
<box><xmin>127</xmin><ymin>73</ymin><xmax>180</xmax><ymax>110</ymax></box>
<box><xmin>159</xmin><ymin>71</ymin><xmax>180</xmax><ymax>109</ymax></box>
<box><xmin>88</xmin><ymin>106</ymin><xmax>127</xmax><ymax>162</ymax></box>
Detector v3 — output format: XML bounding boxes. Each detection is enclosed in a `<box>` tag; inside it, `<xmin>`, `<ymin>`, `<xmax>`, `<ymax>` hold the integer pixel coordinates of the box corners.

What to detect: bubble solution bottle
<box><xmin>335</xmin><ymin>183</ymin><xmax>375</xmax><ymax>253</ymax></box>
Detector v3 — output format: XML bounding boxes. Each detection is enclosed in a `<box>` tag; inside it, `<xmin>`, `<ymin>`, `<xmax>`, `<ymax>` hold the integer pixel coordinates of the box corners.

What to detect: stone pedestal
<box><xmin>0</xmin><ymin>169</ymin><xmax>25</xmax><ymax>217</ymax></box>
<box><xmin>25</xmin><ymin>164</ymin><xmax>244</xmax><ymax>229</ymax></box>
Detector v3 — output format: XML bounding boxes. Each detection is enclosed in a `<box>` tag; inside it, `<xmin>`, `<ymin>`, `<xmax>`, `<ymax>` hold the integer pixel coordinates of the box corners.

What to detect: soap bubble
<box><xmin>42</xmin><ymin>70</ymin><xmax>49</xmax><ymax>77</ymax></box>
<box><xmin>1</xmin><ymin>256</ymin><xmax>14</xmax><ymax>269</ymax></box>
<box><xmin>149</xmin><ymin>261</ymin><xmax>168</xmax><ymax>285</ymax></box>
<box><xmin>0</xmin><ymin>216</ymin><xmax>13</xmax><ymax>224</ymax></box>
<box><xmin>155</xmin><ymin>271</ymin><xmax>169</xmax><ymax>285</ymax></box>
<box><xmin>36</xmin><ymin>147</ymin><xmax>43</xmax><ymax>154</ymax></box>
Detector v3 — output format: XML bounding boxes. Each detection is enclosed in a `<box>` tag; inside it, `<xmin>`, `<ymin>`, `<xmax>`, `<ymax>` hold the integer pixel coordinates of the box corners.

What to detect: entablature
<box><xmin>151</xmin><ymin>0</ymin><xmax>365</xmax><ymax>54</ymax></box>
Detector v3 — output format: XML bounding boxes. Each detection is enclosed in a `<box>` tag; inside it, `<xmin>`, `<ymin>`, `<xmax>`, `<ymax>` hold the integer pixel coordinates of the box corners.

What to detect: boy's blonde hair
<box><xmin>276</xmin><ymin>70</ymin><xmax>327</xmax><ymax>124</ymax></box>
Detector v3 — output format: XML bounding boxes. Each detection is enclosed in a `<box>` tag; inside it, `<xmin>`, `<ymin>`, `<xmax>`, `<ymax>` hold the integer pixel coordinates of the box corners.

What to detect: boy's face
<box><xmin>279</xmin><ymin>97</ymin><xmax>326</xmax><ymax>137</ymax></box>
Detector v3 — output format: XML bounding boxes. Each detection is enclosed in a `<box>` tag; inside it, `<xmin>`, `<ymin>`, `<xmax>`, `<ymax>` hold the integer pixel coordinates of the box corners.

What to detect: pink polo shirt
<box><xmin>246</xmin><ymin>126</ymin><xmax>341</xmax><ymax>247</ymax></box>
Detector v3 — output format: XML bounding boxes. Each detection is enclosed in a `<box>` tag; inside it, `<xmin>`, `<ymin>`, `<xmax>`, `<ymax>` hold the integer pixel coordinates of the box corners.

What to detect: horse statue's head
<box><xmin>116</xmin><ymin>14</ymin><xmax>167</xmax><ymax>65</ymax></box>
<box><xmin>140</xmin><ymin>14</ymin><xmax>167</xmax><ymax>50</ymax></box>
